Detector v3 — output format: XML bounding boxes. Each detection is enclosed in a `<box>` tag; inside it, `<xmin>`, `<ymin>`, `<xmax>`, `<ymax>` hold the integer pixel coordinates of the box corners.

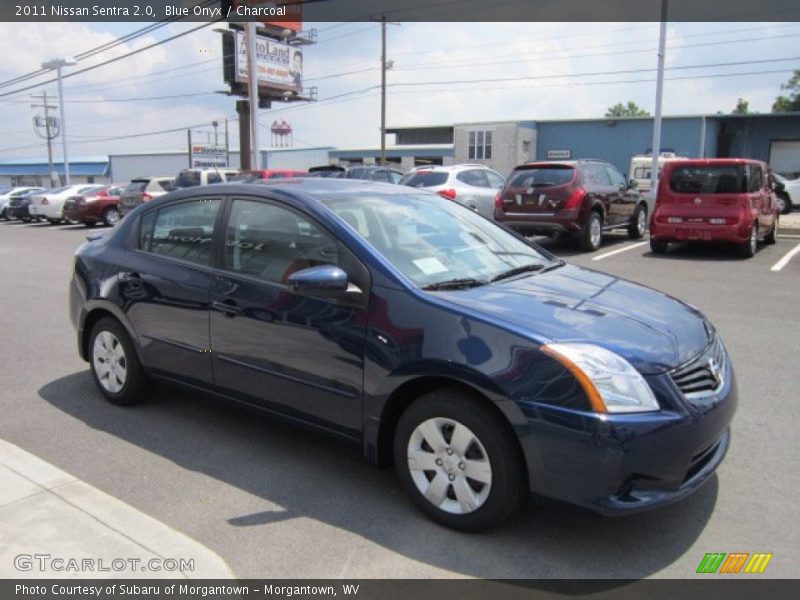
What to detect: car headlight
<box><xmin>542</xmin><ymin>343</ymin><xmax>659</xmax><ymax>413</ymax></box>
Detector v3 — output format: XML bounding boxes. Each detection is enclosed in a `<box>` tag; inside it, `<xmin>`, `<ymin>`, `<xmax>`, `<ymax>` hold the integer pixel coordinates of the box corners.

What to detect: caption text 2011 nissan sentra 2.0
<box><xmin>70</xmin><ymin>178</ymin><xmax>736</xmax><ymax>531</ymax></box>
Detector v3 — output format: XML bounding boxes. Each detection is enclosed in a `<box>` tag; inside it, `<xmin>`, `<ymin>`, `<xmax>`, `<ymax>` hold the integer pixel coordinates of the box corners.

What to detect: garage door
<box><xmin>769</xmin><ymin>140</ymin><xmax>800</xmax><ymax>176</ymax></box>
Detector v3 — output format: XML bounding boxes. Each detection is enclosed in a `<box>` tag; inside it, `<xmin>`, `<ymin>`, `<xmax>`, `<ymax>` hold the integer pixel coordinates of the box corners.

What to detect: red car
<box><xmin>232</xmin><ymin>169</ymin><xmax>308</xmax><ymax>181</ymax></box>
<box><xmin>650</xmin><ymin>159</ymin><xmax>779</xmax><ymax>258</ymax></box>
<box><xmin>63</xmin><ymin>184</ymin><xmax>126</xmax><ymax>227</ymax></box>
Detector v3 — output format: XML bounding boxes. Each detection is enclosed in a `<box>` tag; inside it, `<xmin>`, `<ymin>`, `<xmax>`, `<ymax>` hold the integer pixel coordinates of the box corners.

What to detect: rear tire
<box><xmin>764</xmin><ymin>220</ymin><xmax>778</xmax><ymax>245</ymax></box>
<box><xmin>738</xmin><ymin>224</ymin><xmax>758</xmax><ymax>258</ymax></box>
<box><xmin>46</xmin><ymin>218</ymin><xmax>60</xmax><ymax>225</ymax></box>
<box><xmin>776</xmin><ymin>192</ymin><xmax>792</xmax><ymax>215</ymax></box>
<box><xmin>650</xmin><ymin>238</ymin><xmax>669</xmax><ymax>254</ymax></box>
<box><xmin>102</xmin><ymin>206</ymin><xmax>121</xmax><ymax>227</ymax></box>
<box><xmin>88</xmin><ymin>317</ymin><xmax>150</xmax><ymax>406</ymax></box>
<box><xmin>393</xmin><ymin>389</ymin><xmax>527</xmax><ymax>531</ymax></box>
<box><xmin>628</xmin><ymin>203</ymin><xmax>648</xmax><ymax>239</ymax></box>
<box><xmin>578</xmin><ymin>211</ymin><xmax>603</xmax><ymax>252</ymax></box>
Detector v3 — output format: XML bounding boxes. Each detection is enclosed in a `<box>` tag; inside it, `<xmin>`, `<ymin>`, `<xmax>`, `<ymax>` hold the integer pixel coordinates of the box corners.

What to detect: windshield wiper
<box><xmin>422</xmin><ymin>278</ymin><xmax>489</xmax><ymax>291</ymax></box>
<box><xmin>490</xmin><ymin>263</ymin><xmax>546</xmax><ymax>283</ymax></box>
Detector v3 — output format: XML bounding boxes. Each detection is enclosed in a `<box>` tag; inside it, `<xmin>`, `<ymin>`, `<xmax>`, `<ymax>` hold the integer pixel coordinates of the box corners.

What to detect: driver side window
<box><xmin>224</xmin><ymin>199</ymin><xmax>339</xmax><ymax>285</ymax></box>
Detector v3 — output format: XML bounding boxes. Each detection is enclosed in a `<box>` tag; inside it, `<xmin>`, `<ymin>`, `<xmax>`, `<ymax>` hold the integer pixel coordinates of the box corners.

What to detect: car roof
<box><xmin>409</xmin><ymin>164</ymin><xmax>498</xmax><ymax>173</ymax></box>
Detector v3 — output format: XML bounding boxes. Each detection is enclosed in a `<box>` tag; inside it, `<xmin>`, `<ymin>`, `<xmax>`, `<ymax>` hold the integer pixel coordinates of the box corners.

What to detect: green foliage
<box><xmin>605</xmin><ymin>101</ymin><xmax>651</xmax><ymax>118</ymax></box>
<box><xmin>772</xmin><ymin>69</ymin><xmax>800</xmax><ymax>113</ymax></box>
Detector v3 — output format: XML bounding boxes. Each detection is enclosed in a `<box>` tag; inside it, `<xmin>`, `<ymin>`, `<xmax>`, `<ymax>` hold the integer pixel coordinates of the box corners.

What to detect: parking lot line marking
<box><xmin>770</xmin><ymin>242</ymin><xmax>800</xmax><ymax>272</ymax></box>
<box><xmin>591</xmin><ymin>241</ymin><xmax>649</xmax><ymax>261</ymax></box>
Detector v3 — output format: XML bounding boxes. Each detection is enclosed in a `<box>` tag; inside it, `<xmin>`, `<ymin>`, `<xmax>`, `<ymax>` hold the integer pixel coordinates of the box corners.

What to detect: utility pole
<box><xmin>649</xmin><ymin>0</ymin><xmax>668</xmax><ymax>197</ymax></box>
<box><xmin>237</xmin><ymin>100</ymin><xmax>251</xmax><ymax>171</ymax></box>
<box><xmin>246</xmin><ymin>21</ymin><xmax>261</xmax><ymax>171</ymax></box>
<box><xmin>225</xmin><ymin>118</ymin><xmax>230</xmax><ymax>168</ymax></box>
<box><xmin>380</xmin><ymin>16</ymin><xmax>387</xmax><ymax>166</ymax></box>
<box><xmin>31</xmin><ymin>91</ymin><xmax>59</xmax><ymax>187</ymax></box>
<box><xmin>187</xmin><ymin>129</ymin><xmax>193</xmax><ymax>168</ymax></box>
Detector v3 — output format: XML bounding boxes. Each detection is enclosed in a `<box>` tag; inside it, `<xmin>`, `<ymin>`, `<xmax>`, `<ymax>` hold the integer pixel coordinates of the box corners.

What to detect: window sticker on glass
<box><xmin>413</xmin><ymin>257</ymin><xmax>449</xmax><ymax>275</ymax></box>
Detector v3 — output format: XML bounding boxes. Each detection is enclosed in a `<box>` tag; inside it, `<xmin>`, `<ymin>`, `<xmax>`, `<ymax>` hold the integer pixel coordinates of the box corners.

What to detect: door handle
<box><xmin>212</xmin><ymin>299</ymin><xmax>242</xmax><ymax>317</ymax></box>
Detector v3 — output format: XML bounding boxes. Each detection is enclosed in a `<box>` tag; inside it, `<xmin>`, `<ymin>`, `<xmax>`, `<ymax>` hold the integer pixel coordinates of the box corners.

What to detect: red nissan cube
<box><xmin>649</xmin><ymin>159</ymin><xmax>779</xmax><ymax>258</ymax></box>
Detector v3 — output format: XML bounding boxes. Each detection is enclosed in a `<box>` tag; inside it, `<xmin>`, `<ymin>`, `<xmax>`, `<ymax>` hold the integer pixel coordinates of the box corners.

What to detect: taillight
<box><xmin>563</xmin><ymin>187</ymin><xmax>586</xmax><ymax>209</ymax></box>
<box><xmin>437</xmin><ymin>188</ymin><xmax>457</xmax><ymax>200</ymax></box>
<box><xmin>41</xmin><ymin>197</ymin><xmax>49</xmax><ymax>205</ymax></box>
<box><xmin>494</xmin><ymin>192</ymin><xmax>504</xmax><ymax>209</ymax></box>
<box><xmin>142</xmin><ymin>193</ymin><xmax>153</xmax><ymax>202</ymax></box>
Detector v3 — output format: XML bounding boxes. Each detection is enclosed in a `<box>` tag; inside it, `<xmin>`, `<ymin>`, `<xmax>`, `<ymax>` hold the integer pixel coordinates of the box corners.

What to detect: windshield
<box><xmin>320</xmin><ymin>192</ymin><xmax>555</xmax><ymax>288</ymax></box>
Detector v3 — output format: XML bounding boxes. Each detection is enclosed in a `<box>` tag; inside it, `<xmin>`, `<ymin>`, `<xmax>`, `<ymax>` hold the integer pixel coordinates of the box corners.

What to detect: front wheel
<box><xmin>628</xmin><ymin>203</ymin><xmax>648</xmax><ymax>239</ymax></box>
<box><xmin>89</xmin><ymin>317</ymin><xmax>150</xmax><ymax>405</ymax></box>
<box><xmin>578</xmin><ymin>212</ymin><xmax>603</xmax><ymax>252</ymax></box>
<box><xmin>393</xmin><ymin>389</ymin><xmax>526</xmax><ymax>531</ymax></box>
<box><xmin>776</xmin><ymin>193</ymin><xmax>791</xmax><ymax>215</ymax></box>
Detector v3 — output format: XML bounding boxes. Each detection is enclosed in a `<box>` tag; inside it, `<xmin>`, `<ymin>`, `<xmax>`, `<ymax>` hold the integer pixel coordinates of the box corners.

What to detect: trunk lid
<box><xmin>498</xmin><ymin>164</ymin><xmax>577</xmax><ymax>215</ymax></box>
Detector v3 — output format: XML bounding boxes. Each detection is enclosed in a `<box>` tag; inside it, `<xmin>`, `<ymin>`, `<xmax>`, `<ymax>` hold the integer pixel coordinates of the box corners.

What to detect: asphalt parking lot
<box><xmin>1</xmin><ymin>219</ymin><xmax>798</xmax><ymax>580</ymax></box>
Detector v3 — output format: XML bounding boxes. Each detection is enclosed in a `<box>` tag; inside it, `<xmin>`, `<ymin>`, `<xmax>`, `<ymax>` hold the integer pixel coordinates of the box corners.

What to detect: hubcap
<box><xmin>750</xmin><ymin>227</ymin><xmax>757</xmax><ymax>253</ymax></box>
<box><xmin>107</xmin><ymin>209</ymin><xmax>119</xmax><ymax>225</ymax></box>
<box><xmin>92</xmin><ymin>331</ymin><xmax>127</xmax><ymax>394</ymax></box>
<box><xmin>777</xmin><ymin>197</ymin><xmax>786</xmax><ymax>212</ymax></box>
<box><xmin>407</xmin><ymin>417</ymin><xmax>492</xmax><ymax>515</ymax></box>
<box><xmin>590</xmin><ymin>217</ymin><xmax>602</xmax><ymax>248</ymax></box>
<box><xmin>638</xmin><ymin>209</ymin><xmax>647</xmax><ymax>234</ymax></box>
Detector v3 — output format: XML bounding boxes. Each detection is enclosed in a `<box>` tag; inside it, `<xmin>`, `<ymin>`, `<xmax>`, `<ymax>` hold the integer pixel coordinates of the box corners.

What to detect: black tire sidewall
<box><xmin>580</xmin><ymin>212</ymin><xmax>602</xmax><ymax>251</ymax></box>
<box><xmin>393</xmin><ymin>390</ymin><xmax>526</xmax><ymax>531</ymax></box>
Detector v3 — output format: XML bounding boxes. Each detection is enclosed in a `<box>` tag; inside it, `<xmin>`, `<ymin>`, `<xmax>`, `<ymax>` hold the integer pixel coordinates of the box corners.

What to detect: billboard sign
<box><xmin>547</xmin><ymin>150</ymin><xmax>571</xmax><ymax>159</ymax></box>
<box><xmin>191</xmin><ymin>144</ymin><xmax>227</xmax><ymax>168</ymax></box>
<box><xmin>233</xmin><ymin>30</ymin><xmax>303</xmax><ymax>94</ymax></box>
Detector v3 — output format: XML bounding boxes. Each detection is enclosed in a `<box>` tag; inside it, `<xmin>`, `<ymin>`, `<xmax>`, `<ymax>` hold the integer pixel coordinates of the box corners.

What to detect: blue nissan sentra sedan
<box><xmin>69</xmin><ymin>178</ymin><xmax>735</xmax><ymax>530</ymax></box>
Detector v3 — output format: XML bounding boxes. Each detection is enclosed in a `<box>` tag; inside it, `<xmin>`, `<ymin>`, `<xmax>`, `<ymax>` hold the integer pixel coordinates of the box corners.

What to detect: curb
<box><xmin>0</xmin><ymin>439</ymin><xmax>235</xmax><ymax>579</ymax></box>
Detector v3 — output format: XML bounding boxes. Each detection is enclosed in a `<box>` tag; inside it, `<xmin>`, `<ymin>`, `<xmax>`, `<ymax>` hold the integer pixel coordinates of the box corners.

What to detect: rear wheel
<box><xmin>776</xmin><ymin>192</ymin><xmax>791</xmax><ymax>215</ymax></box>
<box><xmin>394</xmin><ymin>389</ymin><xmax>527</xmax><ymax>531</ymax></box>
<box><xmin>578</xmin><ymin>211</ymin><xmax>603</xmax><ymax>252</ymax></box>
<box><xmin>764</xmin><ymin>219</ymin><xmax>778</xmax><ymax>245</ymax></box>
<box><xmin>102</xmin><ymin>206</ymin><xmax>120</xmax><ymax>227</ymax></box>
<box><xmin>88</xmin><ymin>317</ymin><xmax>150</xmax><ymax>405</ymax></box>
<box><xmin>46</xmin><ymin>218</ymin><xmax>60</xmax><ymax>225</ymax></box>
<box><xmin>0</xmin><ymin>207</ymin><xmax>7</xmax><ymax>220</ymax></box>
<box><xmin>738</xmin><ymin>224</ymin><xmax>758</xmax><ymax>258</ymax></box>
<box><xmin>650</xmin><ymin>238</ymin><xmax>669</xmax><ymax>254</ymax></box>
<box><xmin>628</xmin><ymin>203</ymin><xmax>648</xmax><ymax>239</ymax></box>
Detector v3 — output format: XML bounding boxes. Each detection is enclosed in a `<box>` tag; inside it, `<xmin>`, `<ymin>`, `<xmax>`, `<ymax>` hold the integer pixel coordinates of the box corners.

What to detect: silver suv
<box><xmin>119</xmin><ymin>176</ymin><xmax>176</xmax><ymax>217</ymax></box>
<box><xmin>399</xmin><ymin>164</ymin><xmax>506</xmax><ymax>218</ymax></box>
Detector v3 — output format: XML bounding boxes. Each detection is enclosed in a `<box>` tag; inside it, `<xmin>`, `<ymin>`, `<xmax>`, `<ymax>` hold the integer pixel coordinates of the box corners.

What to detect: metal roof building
<box><xmin>0</xmin><ymin>156</ymin><xmax>109</xmax><ymax>187</ymax></box>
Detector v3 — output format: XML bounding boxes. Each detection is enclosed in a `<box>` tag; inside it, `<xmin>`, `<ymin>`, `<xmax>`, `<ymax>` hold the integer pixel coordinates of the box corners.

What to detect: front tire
<box><xmin>628</xmin><ymin>203</ymin><xmax>648</xmax><ymax>239</ymax></box>
<box><xmin>776</xmin><ymin>192</ymin><xmax>791</xmax><ymax>215</ymax></box>
<box><xmin>88</xmin><ymin>317</ymin><xmax>150</xmax><ymax>405</ymax></box>
<box><xmin>393</xmin><ymin>389</ymin><xmax>526</xmax><ymax>531</ymax></box>
<box><xmin>578</xmin><ymin>211</ymin><xmax>603</xmax><ymax>252</ymax></box>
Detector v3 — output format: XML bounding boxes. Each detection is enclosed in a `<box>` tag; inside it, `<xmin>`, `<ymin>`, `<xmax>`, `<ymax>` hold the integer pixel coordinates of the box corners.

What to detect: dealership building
<box><xmin>2</xmin><ymin>112</ymin><xmax>798</xmax><ymax>185</ymax></box>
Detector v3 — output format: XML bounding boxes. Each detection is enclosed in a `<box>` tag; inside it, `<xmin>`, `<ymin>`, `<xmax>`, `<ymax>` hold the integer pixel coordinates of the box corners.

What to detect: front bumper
<box><xmin>7</xmin><ymin>205</ymin><xmax>31</xmax><ymax>219</ymax></box>
<box><xmin>517</xmin><ymin>361</ymin><xmax>737</xmax><ymax>516</ymax></box>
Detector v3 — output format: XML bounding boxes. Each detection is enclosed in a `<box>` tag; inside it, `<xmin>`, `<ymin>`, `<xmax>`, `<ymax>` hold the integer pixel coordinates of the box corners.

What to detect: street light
<box><xmin>41</xmin><ymin>57</ymin><xmax>76</xmax><ymax>185</ymax></box>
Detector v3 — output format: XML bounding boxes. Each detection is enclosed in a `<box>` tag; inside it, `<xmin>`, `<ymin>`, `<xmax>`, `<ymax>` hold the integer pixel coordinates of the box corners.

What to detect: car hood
<box><xmin>436</xmin><ymin>264</ymin><xmax>711</xmax><ymax>374</ymax></box>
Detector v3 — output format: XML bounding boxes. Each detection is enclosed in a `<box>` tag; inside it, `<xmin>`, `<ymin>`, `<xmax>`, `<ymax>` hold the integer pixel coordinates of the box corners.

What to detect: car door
<box><xmin>582</xmin><ymin>163</ymin><xmax>620</xmax><ymax>225</ymax></box>
<box><xmin>750</xmin><ymin>164</ymin><xmax>773</xmax><ymax>233</ymax></box>
<box><xmin>208</xmin><ymin>197</ymin><xmax>370</xmax><ymax>436</ymax></box>
<box><xmin>605</xmin><ymin>163</ymin><xmax>639</xmax><ymax>225</ymax></box>
<box><xmin>124</xmin><ymin>197</ymin><xmax>221</xmax><ymax>386</ymax></box>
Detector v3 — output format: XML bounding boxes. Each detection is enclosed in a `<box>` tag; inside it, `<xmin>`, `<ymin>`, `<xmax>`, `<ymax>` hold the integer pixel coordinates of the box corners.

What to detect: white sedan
<box><xmin>29</xmin><ymin>185</ymin><xmax>105</xmax><ymax>223</ymax></box>
<box><xmin>775</xmin><ymin>174</ymin><xmax>800</xmax><ymax>214</ymax></box>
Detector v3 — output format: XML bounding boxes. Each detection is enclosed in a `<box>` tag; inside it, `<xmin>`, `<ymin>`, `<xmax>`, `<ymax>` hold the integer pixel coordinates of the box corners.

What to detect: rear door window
<box><xmin>139</xmin><ymin>199</ymin><xmax>220</xmax><ymax>266</ymax></box>
<box><xmin>457</xmin><ymin>169</ymin><xmax>490</xmax><ymax>188</ymax></box>
<box><xmin>583</xmin><ymin>163</ymin><xmax>612</xmax><ymax>186</ymax></box>
<box><xmin>748</xmin><ymin>165</ymin><xmax>763</xmax><ymax>192</ymax></box>
<box><xmin>484</xmin><ymin>170</ymin><xmax>505</xmax><ymax>188</ymax></box>
<box><xmin>605</xmin><ymin>165</ymin><xmax>627</xmax><ymax>188</ymax></box>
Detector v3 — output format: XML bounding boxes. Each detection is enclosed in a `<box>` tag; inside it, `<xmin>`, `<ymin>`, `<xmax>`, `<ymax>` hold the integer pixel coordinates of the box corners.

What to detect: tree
<box><xmin>772</xmin><ymin>69</ymin><xmax>800</xmax><ymax>113</ymax></box>
<box><xmin>732</xmin><ymin>98</ymin><xmax>750</xmax><ymax>115</ymax></box>
<box><xmin>605</xmin><ymin>101</ymin><xmax>651</xmax><ymax>117</ymax></box>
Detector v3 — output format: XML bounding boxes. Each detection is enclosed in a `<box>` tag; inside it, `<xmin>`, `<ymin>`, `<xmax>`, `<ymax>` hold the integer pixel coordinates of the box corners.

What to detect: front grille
<box><xmin>670</xmin><ymin>336</ymin><xmax>725</xmax><ymax>398</ymax></box>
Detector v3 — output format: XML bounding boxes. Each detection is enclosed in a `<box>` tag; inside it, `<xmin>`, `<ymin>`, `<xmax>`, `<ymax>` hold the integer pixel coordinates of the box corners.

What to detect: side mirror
<box><xmin>287</xmin><ymin>265</ymin><xmax>350</xmax><ymax>294</ymax></box>
<box><xmin>628</xmin><ymin>179</ymin><xmax>639</xmax><ymax>190</ymax></box>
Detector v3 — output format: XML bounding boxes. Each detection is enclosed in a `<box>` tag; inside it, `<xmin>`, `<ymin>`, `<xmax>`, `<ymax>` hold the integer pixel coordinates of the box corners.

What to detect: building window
<box><xmin>468</xmin><ymin>130</ymin><xmax>492</xmax><ymax>160</ymax></box>
<box><xmin>87</xmin><ymin>176</ymin><xmax>95</xmax><ymax>183</ymax></box>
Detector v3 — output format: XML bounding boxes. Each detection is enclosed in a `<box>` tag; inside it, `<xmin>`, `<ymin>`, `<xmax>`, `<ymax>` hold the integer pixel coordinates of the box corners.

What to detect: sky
<box><xmin>0</xmin><ymin>19</ymin><xmax>798</xmax><ymax>160</ymax></box>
